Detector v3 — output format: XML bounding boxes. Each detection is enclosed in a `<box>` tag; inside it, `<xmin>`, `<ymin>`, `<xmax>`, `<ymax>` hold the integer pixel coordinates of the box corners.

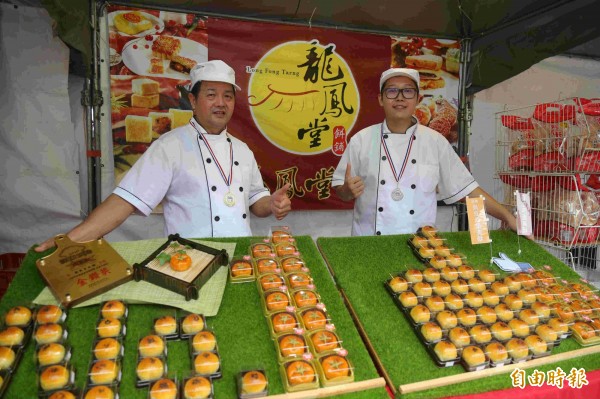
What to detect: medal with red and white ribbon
<box><xmin>380</xmin><ymin>124</ymin><xmax>416</xmax><ymax>201</ymax></box>
<box><xmin>190</xmin><ymin>120</ymin><xmax>236</xmax><ymax>207</ymax></box>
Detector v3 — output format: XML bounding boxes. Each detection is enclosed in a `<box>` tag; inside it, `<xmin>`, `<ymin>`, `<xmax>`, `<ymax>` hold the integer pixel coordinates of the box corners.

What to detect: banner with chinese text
<box><xmin>108</xmin><ymin>6</ymin><xmax>461</xmax><ymax>210</ymax></box>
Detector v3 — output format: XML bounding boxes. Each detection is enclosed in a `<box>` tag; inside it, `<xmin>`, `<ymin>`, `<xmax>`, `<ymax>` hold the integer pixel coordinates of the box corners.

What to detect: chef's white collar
<box><xmin>190</xmin><ymin>118</ymin><xmax>229</xmax><ymax>142</ymax></box>
<box><xmin>382</xmin><ymin>116</ymin><xmax>419</xmax><ymax>135</ymax></box>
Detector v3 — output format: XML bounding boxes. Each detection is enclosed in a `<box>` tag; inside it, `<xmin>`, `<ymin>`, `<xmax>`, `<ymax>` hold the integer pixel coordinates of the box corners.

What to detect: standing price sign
<box><xmin>466</xmin><ymin>196</ymin><xmax>491</xmax><ymax>244</ymax></box>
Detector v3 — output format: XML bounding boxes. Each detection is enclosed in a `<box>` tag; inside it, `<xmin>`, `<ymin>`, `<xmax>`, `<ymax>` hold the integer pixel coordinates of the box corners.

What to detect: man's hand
<box><xmin>270</xmin><ymin>183</ymin><xmax>292</xmax><ymax>220</ymax></box>
<box><xmin>338</xmin><ymin>163</ymin><xmax>364</xmax><ymax>201</ymax></box>
<box><xmin>35</xmin><ymin>236</ymin><xmax>59</xmax><ymax>252</ymax></box>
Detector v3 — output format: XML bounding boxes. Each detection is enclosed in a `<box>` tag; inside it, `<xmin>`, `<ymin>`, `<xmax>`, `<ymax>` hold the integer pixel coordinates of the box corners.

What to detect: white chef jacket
<box><xmin>332</xmin><ymin>119</ymin><xmax>478</xmax><ymax>236</ymax></box>
<box><xmin>114</xmin><ymin>120</ymin><xmax>269</xmax><ymax>238</ymax></box>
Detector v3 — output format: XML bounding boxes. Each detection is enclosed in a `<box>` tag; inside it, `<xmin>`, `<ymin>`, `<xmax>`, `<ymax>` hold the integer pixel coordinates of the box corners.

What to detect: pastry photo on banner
<box><xmin>107</xmin><ymin>4</ymin><xmax>208</xmax><ymax>186</ymax></box>
<box><xmin>390</xmin><ymin>36</ymin><xmax>460</xmax><ymax>145</ymax></box>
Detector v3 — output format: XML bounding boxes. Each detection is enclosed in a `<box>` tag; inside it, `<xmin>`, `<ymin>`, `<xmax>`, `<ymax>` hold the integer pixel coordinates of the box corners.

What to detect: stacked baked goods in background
<box><xmin>233</xmin><ymin>226</ymin><xmax>354</xmax><ymax>393</ymax></box>
<box><xmin>81</xmin><ymin>300</ymin><xmax>128</xmax><ymax>399</ymax></box>
<box><xmin>387</xmin><ymin>226</ymin><xmax>598</xmax><ymax>371</ymax></box>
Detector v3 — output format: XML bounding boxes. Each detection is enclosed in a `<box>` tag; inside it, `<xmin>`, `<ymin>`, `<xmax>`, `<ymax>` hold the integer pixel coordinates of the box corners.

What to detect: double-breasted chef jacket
<box><xmin>332</xmin><ymin>119</ymin><xmax>478</xmax><ymax>236</ymax></box>
<box><xmin>114</xmin><ymin>119</ymin><xmax>269</xmax><ymax>238</ymax></box>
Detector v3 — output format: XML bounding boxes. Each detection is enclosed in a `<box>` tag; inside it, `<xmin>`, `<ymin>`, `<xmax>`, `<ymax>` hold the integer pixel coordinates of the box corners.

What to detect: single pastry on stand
<box><xmin>4</xmin><ymin>306</ymin><xmax>32</xmax><ymax>326</ymax></box>
<box><xmin>0</xmin><ymin>326</ymin><xmax>25</xmax><ymax>346</ymax></box>
<box><xmin>101</xmin><ymin>300</ymin><xmax>126</xmax><ymax>319</ymax></box>
<box><xmin>388</xmin><ymin>276</ymin><xmax>409</xmax><ymax>293</ymax></box>
<box><xmin>470</xmin><ymin>324</ymin><xmax>492</xmax><ymax>344</ymax></box>
<box><xmin>490</xmin><ymin>321</ymin><xmax>513</xmax><ymax>341</ymax></box>
<box><xmin>241</xmin><ymin>370</ymin><xmax>268</xmax><ymax>394</ymax></box>
<box><xmin>482</xmin><ymin>290</ymin><xmax>500</xmax><ymax>306</ymax></box>
<box><xmin>436</xmin><ymin>310</ymin><xmax>458</xmax><ymax>329</ymax></box>
<box><xmin>139</xmin><ymin>335</ymin><xmax>166</xmax><ymax>357</ymax></box>
<box><xmin>410</xmin><ymin>305</ymin><xmax>431</xmax><ymax>324</ymax></box>
<box><xmin>181</xmin><ymin>314</ymin><xmax>205</xmax><ymax>335</ymax></box>
<box><xmin>421</xmin><ymin>322</ymin><xmax>443</xmax><ymax>342</ymax></box>
<box><xmin>462</xmin><ymin>345</ymin><xmax>486</xmax><ymax>367</ymax></box>
<box><xmin>464</xmin><ymin>292</ymin><xmax>483</xmax><ymax>308</ymax></box>
<box><xmin>405</xmin><ymin>269</ymin><xmax>423</xmax><ymax>283</ymax></box>
<box><xmin>485</xmin><ymin>342</ymin><xmax>508</xmax><ymax>363</ymax></box>
<box><xmin>525</xmin><ymin>334</ymin><xmax>548</xmax><ymax>355</ymax></box>
<box><xmin>37</xmin><ymin>305</ymin><xmax>64</xmax><ymax>324</ymax></box>
<box><xmin>150</xmin><ymin>378</ymin><xmax>178</xmax><ymax>399</ymax></box>
<box><xmin>476</xmin><ymin>306</ymin><xmax>497</xmax><ymax>324</ymax></box>
<box><xmin>433</xmin><ymin>340</ymin><xmax>457</xmax><ymax>361</ymax></box>
<box><xmin>413</xmin><ymin>282</ymin><xmax>433</xmax><ymax>297</ymax></box>
<box><xmin>509</xmin><ymin>318</ymin><xmax>530</xmax><ymax>338</ymax></box>
<box><xmin>457</xmin><ymin>308</ymin><xmax>477</xmax><ymax>327</ymax></box>
<box><xmin>0</xmin><ymin>346</ymin><xmax>16</xmax><ymax>370</ymax></box>
<box><xmin>432</xmin><ymin>280</ymin><xmax>451</xmax><ymax>296</ymax></box>
<box><xmin>184</xmin><ymin>376</ymin><xmax>212</xmax><ymax>399</ymax></box>
<box><xmin>448</xmin><ymin>327</ymin><xmax>470</xmax><ymax>347</ymax></box>
<box><xmin>506</xmin><ymin>338</ymin><xmax>529</xmax><ymax>360</ymax></box>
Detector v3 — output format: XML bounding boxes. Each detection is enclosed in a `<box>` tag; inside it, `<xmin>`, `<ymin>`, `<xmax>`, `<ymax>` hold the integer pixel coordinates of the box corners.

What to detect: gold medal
<box><xmin>224</xmin><ymin>192</ymin><xmax>236</xmax><ymax>207</ymax></box>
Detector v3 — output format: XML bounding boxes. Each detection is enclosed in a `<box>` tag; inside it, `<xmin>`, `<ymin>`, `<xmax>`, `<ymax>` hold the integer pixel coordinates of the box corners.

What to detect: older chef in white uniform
<box><xmin>36</xmin><ymin>60</ymin><xmax>291</xmax><ymax>251</ymax></box>
<box><xmin>332</xmin><ymin>67</ymin><xmax>518</xmax><ymax>236</ymax></box>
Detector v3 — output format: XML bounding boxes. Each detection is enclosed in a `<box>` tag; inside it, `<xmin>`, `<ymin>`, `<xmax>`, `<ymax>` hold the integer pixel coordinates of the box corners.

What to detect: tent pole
<box><xmin>457</xmin><ymin>38</ymin><xmax>472</xmax><ymax>232</ymax></box>
<box><xmin>85</xmin><ymin>0</ymin><xmax>104</xmax><ymax>212</ymax></box>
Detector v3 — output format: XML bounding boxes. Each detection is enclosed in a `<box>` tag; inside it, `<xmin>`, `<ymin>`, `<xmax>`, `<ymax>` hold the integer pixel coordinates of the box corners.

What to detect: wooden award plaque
<box><xmin>36</xmin><ymin>235</ymin><xmax>134</xmax><ymax>308</ymax></box>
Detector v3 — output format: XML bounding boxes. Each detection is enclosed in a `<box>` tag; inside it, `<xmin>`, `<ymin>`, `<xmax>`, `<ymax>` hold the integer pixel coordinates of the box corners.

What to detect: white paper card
<box><xmin>515</xmin><ymin>191</ymin><xmax>533</xmax><ymax>236</ymax></box>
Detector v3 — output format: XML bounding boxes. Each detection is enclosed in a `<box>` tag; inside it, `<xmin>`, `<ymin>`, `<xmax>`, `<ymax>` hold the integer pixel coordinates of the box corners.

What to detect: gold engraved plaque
<box><xmin>36</xmin><ymin>235</ymin><xmax>133</xmax><ymax>308</ymax></box>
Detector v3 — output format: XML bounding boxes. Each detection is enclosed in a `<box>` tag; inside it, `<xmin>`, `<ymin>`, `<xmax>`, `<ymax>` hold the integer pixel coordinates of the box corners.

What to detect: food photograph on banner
<box><xmin>108</xmin><ymin>5</ymin><xmax>207</xmax><ymax>186</ymax></box>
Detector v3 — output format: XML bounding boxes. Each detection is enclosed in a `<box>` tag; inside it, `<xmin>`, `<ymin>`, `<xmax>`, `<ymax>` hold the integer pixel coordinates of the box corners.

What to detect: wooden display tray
<box><xmin>133</xmin><ymin>234</ymin><xmax>228</xmax><ymax>301</ymax></box>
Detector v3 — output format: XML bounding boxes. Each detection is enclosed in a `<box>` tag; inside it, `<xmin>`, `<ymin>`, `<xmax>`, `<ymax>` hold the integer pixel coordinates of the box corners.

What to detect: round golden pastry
<box><xmin>241</xmin><ymin>370</ymin><xmax>268</xmax><ymax>394</ymax></box>
<box><xmin>136</xmin><ymin>357</ymin><xmax>165</xmax><ymax>381</ymax></box>
<box><xmin>533</xmin><ymin>286</ymin><xmax>554</xmax><ymax>303</ymax></box>
<box><xmin>451</xmin><ymin>279</ymin><xmax>469</xmax><ymax>295</ymax></box>
<box><xmin>478</xmin><ymin>269</ymin><xmax>496</xmax><ymax>283</ymax></box>
<box><xmin>425</xmin><ymin>295</ymin><xmax>445</xmax><ymax>313</ymax></box>
<box><xmin>491</xmin><ymin>282</ymin><xmax>509</xmax><ymax>296</ymax></box>
<box><xmin>182</xmin><ymin>314</ymin><xmax>205</xmax><ymax>334</ymax></box>
<box><xmin>444</xmin><ymin>293</ymin><xmax>464</xmax><ymax>311</ymax></box>
<box><xmin>467</xmin><ymin>277</ymin><xmax>486</xmax><ymax>293</ymax></box>
<box><xmin>503</xmin><ymin>276</ymin><xmax>522</xmax><ymax>293</ymax></box>
<box><xmin>399</xmin><ymin>291</ymin><xmax>418</xmax><ymax>308</ymax></box>
<box><xmin>551</xmin><ymin>303</ymin><xmax>575</xmax><ymax>322</ymax></box>
<box><xmin>49</xmin><ymin>391</ymin><xmax>77</xmax><ymax>399</ymax></box>
<box><xmin>494</xmin><ymin>304</ymin><xmax>514</xmax><ymax>322</ymax></box>
<box><xmin>423</xmin><ymin>267</ymin><xmax>441</xmax><ymax>283</ymax></box>
<box><xmin>535</xmin><ymin>324</ymin><xmax>558</xmax><ymax>342</ymax></box>
<box><xmin>436</xmin><ymin>310</ymin><xmax>458</xmax><ymax>330</ymax></box>
<box><xmin>503</xmin><ymin>294</ymin><xmax>523</xmax><ymax>311</ymax></box>
<box><xmin>506</xmin><ymin>338</ymin><xmax>529</xmax><ymax>360</ymax></box>
<box><xmin>485</xmin><ymin>342</ymin><xmax>508</xmax><ymax>363</ymax></box>
<box><xmin>570</xmin><ymin>300</ymin><xmax>593</xmax><ymax>316</ymax></box>
<box><xmin>434</xmin><ymin>245</ymin><xmax>451</xmax><ymax>258</ymax></box>
<box><xmin>154</xmin><ymin>316</ymin><xmax>177</xmax><ymax>335</ymax></box>
<box><xmin>445</xmin><ymin>254</ymin><xmax>463</xmax><ymax>267</ymax></box>
<box><xmin>457</xmin><ymin>308</ymin><xmax>477</xmax><ymax>327</ymax></box>
<box><xmin>432</xmin><ymin>280</ymin><xmax>451</xmax><ymax>296</ymax></box>
<box><xmin>482</xmin><ymin>290</ymin><xmax>500</xmax><ymax>306</ymax></box>
<box><xmin>428</xmin><ymin>235</ymin><xmax>444</xmax><ymax>248</ymax></box>
<box><xmin>90</xmin><ymin>359</ymin><xmax>119</xmax><ymax>385</ymax></box>
<box><xmin>84</xmin><ymin>385</ymin><xmax>115</xmax><ymax>399</ymax></box>
<box><xmin>37</xmin><ymin>305</ymin><xmax>64</xmax><ymax>324</ymax></box>
<box><xmin>35</xmin><ymin>323</ymin><xmax>63</xmax><ymax>344</ymax></box>
<box><xmin>458</xmin><ymin>265</ymin><xmax>475</xmax><ymax>280</ymax></box>
<box><xmin>519</xmin><ymin>309</ymin><xmax>540</xmax><ymax>326</ymax></box>
<box><xmin>97</xmin><ymin>318</ymin><xmax>121</xmax><ymax>338</ymax></box>
<box><xmin>588</xmin><ymin>298</ymin><xmax>600</xmax><ymax>310</ymax></box>
<box><xmin>388</xmin><ymin>276</ymin><xmax>409</xmax><ymax>293</ymax></box>
<box><xmin>192</xmin><ymin>330</ymin><xmax>217</xmax><ymax>352</ymax></box>
<box><xmin>419</xmin><ymin>225</ymin><xmax>438</xmax><ymax>238</ymax></box>
<box><xmin>272</xmin><ymin>230</ymin><xmax>292</xmax><ymax>243</ymax></box>
<box><xmin>101</xmin><ymin>300</ymin><xmax>126</xmax><ymax>319</ymax></box>
<box><xmin>413</xmin><ymin>281</ymin><xmax>433</xmax><ymax>297</ymax></box>
<box><xmin>491</xmin><ymin>321</ymin><xmax>513</xmax><ymax>341</ymax></box>
<box><xmin>572</xmin><ymin>321</ymin><xmax>596</xmax><ymax>340</ymax></box>
<box><xmin>410</xmin><ymin>305</ymin><xmax>431</xmax><ymax>324</ymax></box>
<box><xmin>194</xmin><ymin>351</ymin><xmax>220</xmax><ymax>375</ymax></box>
<box><xmin>517</xmin><ymin>288</ymin><xmax>537</xmax><ymax>305</ymax></box>
<box><xmin>547</xmin><ymin>318</ymin><xmax>569</xmax><ymax>335</ymax></box>
<box><xmin>150</xmin><ymin>378</ymin><xmax>178</xmax><ymax>399</ymax></box>
<box><xmin>5</xmin><ymin>306</ymin><xmax>32</xmax><ymax>326</ymax></box>
<box><xmin>0</xmin><ymin>346</ymin><xmax>16</xmax><ymax>370</ymax></box>
<box><xmin>411</xmin><ymin>235</ymin><xmax>428</xmax><ymax>248</ymax></box>
<box><xmin>40</xmin><ymin>365</ymin><xmax>70</xmax><ymax>391</ymax></box>
<box><xmin>251</xmin><ymin>243</ymin><xmax>273</xmax><ymax>258</ymax></box>
<box><xmin>139</xmin><ymin>335</ymin><xmax>165</xmax><ymax>357</ymax></box>
<box><xmin>37</xmin><ymin>343</ymin><xmax>66</xmax><ymax>366</ymax></box>
<box><xmin>531</xmin><ymin>270</ymin><xmax>555</xmax><ymax>285</ymax></box>
<box><xmin>548</xmin><ymin>284</ymin><xmax>572</xmax><ymax>299</ymax></box>
<box><xmin>509</xmin><ymin>318</ymin><xmax>530</xmax><ymax>338</ymax></box>
<box><xmin>525</xmin><ymin>334</ymin><xmax>548</xmax><ymax>355</ymax></box>
<box><xmin>441</xmin><ymin>267</ymin><xmax>459</xmax><ymax>282</ymax></box>
<box><xmin>433</xmin><ymin>340</ymin><xmax>457</xmax><ymax>361</ymax></box>
<box><xmin>429</xmin><ymin>256</ymin><xmax>447</xmax><ymax>269</ymax></box>
<box><xmin>0</xmin><ymin>326</ymin><xmax>25</xmax><ymax>346</ymax></box>
<box><xmin>448</xmin><ymin>327</ymin><xmax>470</xmax><ymax>347</ymax></box>
<box><xmin>470</xmin><ymin>324</ymin><xmax>492</xmax><ymax>344</ymax></box>
<box><xmin>531</xmin><ymin>302</ymin><xmax>551</xmax><ymax>319</ymax></box>
<box><xmin>94</xmin><ymin>338</ymin><xmax>121</xmax><ymax>360</ymax></box>
<box><xmin>514</xmin><ymin>273</ymin><xmax>536</xmax><ymax>288</ymax></box>
<box><xmin>405</xmin><ymin>269</ymin><xmax>423</xmax><ymax>284</ymax></box>
<box><xmin>271</xmin><ymin>312</ymin><xmax>298</xmax><ymax>335</ymax></box>
<box><xmin>476</xmin><ymin>306</ymin><xmax>497</xmax><ymax>324</ymax></box>
<box><xmin>184</xmin><ymin>376</ymin><xmax>212</xmax><ymax>399</ymax></box>
<box><xmin>279</xmin><ymin>334</ymin><xmax>307</xmax><ymax>357</ymax></box>
<box><xmin>464</xmin><ymin>292</ymin><xmax>483</xmax><ymax>308</ymax></box>
<box><xmin>421</xmin><ymin>322</ymin><xmax>443</xmax><ymax>342</ymax></box>
<box><xmin>419</xmin><ymin>246</ymin><xmax>435</xmax><ymax>259</ymax></box>
<box><xmin>462</xmin><ymin>345</ymin><xmax>486</xmax><ymax>367</ymax></box>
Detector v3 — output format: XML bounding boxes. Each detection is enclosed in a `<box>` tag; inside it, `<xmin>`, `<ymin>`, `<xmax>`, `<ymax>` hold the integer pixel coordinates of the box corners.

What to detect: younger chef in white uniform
<box><xmin>332</xmin><ymin>67</ymin><xmax>518</xmax><ymax>236</ymax></box>
<box><xmin>36</xmin><ymin>60</ymin><xmax>291</xmax><ymax>251</ymax></box>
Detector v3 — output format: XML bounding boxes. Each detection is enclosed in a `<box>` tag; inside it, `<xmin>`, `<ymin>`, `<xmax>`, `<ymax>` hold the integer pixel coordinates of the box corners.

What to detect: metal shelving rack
<box><xmin>494</xmin><ymin>98</ymin><xmax>600</xmax><ymax>284</ymax></box>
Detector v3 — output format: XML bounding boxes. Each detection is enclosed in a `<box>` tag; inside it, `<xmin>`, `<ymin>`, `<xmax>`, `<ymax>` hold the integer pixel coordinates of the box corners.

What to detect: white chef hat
<box><xmin>379</xmin><ymin>68</ymin><xmax>420</xmax><ymax>91</ymax></box>
<box><xmin>188</xmin><ymin>60</ymin><xmax>241</xmax><ymax>91</ymax></box>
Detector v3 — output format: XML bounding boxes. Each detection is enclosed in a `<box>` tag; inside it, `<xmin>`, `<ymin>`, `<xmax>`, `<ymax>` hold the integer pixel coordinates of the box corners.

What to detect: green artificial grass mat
<box><xmin>317</xmin><ymin>230</ymin><xmax>600</xmax><ymax>399</ymax></box>
<box><xmin>0</xmin><ymin>237</ymin><xmax>388</xmax><ymax>399</ymax></box>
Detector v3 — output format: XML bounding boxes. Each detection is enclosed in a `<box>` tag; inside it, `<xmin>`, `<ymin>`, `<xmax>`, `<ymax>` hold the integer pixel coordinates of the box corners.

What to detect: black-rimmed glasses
<box><xmin>383</xmin><ymin>87</ymin><xmax>418</xmax><ymax>100</ymax></box>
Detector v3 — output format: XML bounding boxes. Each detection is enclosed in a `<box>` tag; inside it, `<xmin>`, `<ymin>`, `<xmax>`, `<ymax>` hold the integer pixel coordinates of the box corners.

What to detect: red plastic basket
<box><xmin>0</xmin><ymin>253</ymin><xmax>25</xmax><ymax>298</ymax></box>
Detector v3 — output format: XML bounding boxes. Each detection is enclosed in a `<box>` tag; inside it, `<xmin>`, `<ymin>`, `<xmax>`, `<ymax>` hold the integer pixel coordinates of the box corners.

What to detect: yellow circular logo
<box><xmin>248</xmin><ymin>40</ymin><xmax>359</xmax><ymax>155</ymax></box>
